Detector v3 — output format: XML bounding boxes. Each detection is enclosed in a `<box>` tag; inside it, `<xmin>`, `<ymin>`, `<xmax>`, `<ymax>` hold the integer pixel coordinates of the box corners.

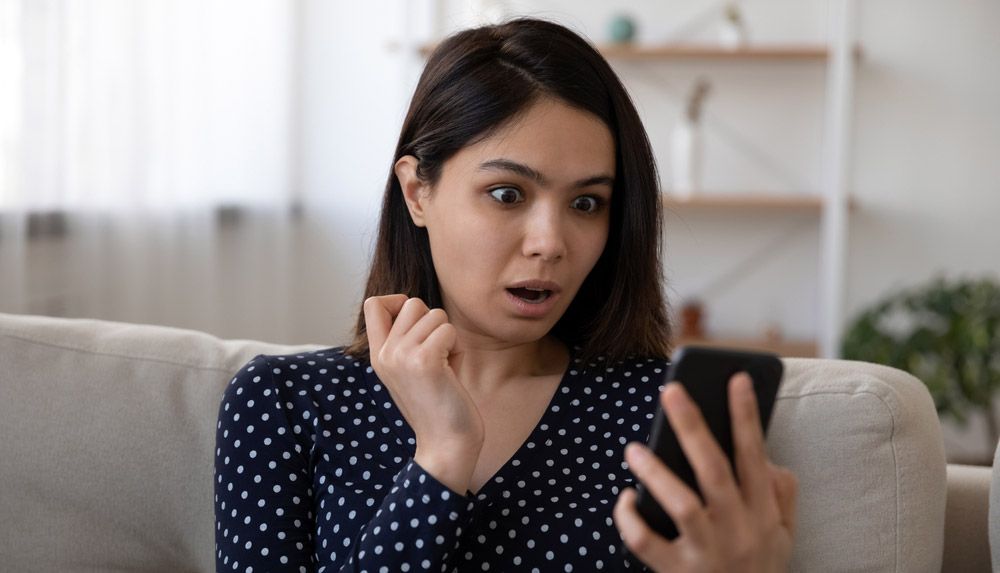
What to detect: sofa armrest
<box><xmin>992</xmin><ymin>441</ymin><xmax>1000</xmax><ymax>572</ymax></box>
<box><xmin>943</xmin><ymin>464</ymin><xmax>991</xmax><ymax>572</ymax></box>
<box><xmin>772</xmin><ymin>359</ymin><xmax>947</xmax><ymax>572</ymax></box>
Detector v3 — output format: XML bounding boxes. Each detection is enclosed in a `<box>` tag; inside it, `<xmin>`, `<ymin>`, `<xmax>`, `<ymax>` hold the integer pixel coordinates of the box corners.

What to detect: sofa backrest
<box><xmin>0</xmin><ymin>313</ymin><xmax>947</xmax><ymax>572</ymax></box>
<box><xmin>0</xmin><ymin>312</ymin><xmax>321</xmax><ymax>572</ymax></box>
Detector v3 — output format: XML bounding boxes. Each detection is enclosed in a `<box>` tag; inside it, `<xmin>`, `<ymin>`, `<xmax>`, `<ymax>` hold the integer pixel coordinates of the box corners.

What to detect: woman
<box><xmin>214</xmin><ymin>17</ymin><xmax>797</xmax><ymax>572</ymax></box>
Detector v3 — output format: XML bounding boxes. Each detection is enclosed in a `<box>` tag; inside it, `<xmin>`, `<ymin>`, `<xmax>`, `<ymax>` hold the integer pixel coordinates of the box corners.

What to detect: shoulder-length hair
<box><xmin>345</xmin><ymin>17</ymin><xmax>671</xmax><ymax>362</ymax></box>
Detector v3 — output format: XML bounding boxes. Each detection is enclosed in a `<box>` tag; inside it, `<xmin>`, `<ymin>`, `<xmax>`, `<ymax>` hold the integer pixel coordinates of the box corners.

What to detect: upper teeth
<box><xmin>526</xmin><ymin>287</ymin><xmax>545</xmax><ymax>292</ymax></box>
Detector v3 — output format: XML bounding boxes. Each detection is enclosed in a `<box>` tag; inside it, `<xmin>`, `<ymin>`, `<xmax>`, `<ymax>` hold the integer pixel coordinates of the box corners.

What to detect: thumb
<box><xmin>363</xmin><ymin>294</ymin><xmax>409</xmax><ymax>361</ymax></box>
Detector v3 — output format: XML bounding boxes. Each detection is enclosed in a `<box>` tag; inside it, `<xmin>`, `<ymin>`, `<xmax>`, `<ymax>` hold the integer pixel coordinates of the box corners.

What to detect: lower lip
<box><xmin>504</xmin><ymin>289</ymin><xmax>560</xmax><ymax>318</ymax></box>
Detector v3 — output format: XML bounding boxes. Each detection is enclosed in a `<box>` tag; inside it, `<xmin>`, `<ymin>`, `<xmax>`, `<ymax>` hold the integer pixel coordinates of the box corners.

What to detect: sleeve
<box><xmin>215</xmin><ymin>355</ymin><xmax>482</xmax><ymax>573</ymax></box>
<box><xmin>215</xmin><ymin>355</ymin><xmax>318</xmax><ymax>572</ymax></box>
<box><xmin>331</xmin><ymin>459</ymin><xmax>479</xmax><ymax>572</ymax></box>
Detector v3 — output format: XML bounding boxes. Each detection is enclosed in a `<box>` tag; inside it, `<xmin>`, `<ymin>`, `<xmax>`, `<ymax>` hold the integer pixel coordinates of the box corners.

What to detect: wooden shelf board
<box><xmin>674</xmin><ymin>336</ymin><xmax>818</xmax><ymax>358</ymax></box>
<box><xmin>662</xmin><ymin>193</ymin><xmax>857</xmax><ymax>213</ymax></box>
<box><xmin>598</xmin><ymin>43</ymin><xmax>863</xmax><ymax>62</ymax></box>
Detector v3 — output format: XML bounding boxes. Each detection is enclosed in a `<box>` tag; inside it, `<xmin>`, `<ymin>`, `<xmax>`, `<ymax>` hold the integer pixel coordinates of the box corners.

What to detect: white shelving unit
<box><xmin>602</xmin><ymin>3</ymin><xmax>860</xmax><ymax>358</ymax></box>
<box><xmin>818</xmin><ymin>0</ymin><xmax>859</xmax><ymax>358</ymax></box>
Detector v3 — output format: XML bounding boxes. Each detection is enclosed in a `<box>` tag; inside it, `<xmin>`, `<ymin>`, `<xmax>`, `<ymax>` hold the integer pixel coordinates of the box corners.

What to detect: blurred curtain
<box><xmin>0</xmin><ymin>0</ymin><xmax>302</xmax><ymax>339</ymax></box>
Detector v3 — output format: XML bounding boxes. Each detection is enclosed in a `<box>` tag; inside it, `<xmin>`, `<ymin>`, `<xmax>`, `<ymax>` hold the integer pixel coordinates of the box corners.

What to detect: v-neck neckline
<box><xmin>362</xmin><ymin>347</ymin><xmax>581</xmax><ymax>500</ymax></box>
<box><xmin>468</xmin><ymin>359</ymin><xmax>578</xmax><ymax>500</ymax></box>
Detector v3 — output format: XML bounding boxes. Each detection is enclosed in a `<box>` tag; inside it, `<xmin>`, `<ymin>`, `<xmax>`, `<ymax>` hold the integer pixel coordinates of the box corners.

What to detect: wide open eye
<box><xmin>571</xmin><ymin>195</ymin><xmax>603</xmax><ymax>213</ymax></box>
<box><xmin>488</xmin><ymin>187</ymin><xmax>525</xmax><ymax>204</ymax></box>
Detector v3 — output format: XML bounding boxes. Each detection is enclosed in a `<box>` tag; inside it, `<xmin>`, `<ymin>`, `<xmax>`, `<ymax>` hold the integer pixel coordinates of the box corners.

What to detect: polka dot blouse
<box><xmin>214</xmin><ymin>347</ymin><xmax>668</xmax><ymax>572</ymax></box>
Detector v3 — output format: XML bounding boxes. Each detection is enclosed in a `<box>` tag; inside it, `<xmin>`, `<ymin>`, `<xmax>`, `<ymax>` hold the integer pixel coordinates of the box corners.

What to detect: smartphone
<box><xmin>632</xmin><ymin>346</ymin><xmax>784</xmax><ymax>541</ymax></box>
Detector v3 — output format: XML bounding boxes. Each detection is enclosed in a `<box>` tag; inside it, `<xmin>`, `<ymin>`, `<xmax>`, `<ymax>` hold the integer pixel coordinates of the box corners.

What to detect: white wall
<box><xmin>848</xmin><ymin>0</ymin><xmax>1000</xmax><ymax>306</ymax></box>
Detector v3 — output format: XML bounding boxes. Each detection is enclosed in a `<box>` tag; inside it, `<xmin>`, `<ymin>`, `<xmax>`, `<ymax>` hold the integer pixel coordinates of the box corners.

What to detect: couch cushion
<box><xmin>772</xmin><ymin>358</ymin><xmax>947</xmax><ymax>572</ymax></box>
<box><xmin>944</xmin><ymin>463</ymin><xmax>992</xmax><ymax>572</ymax></box>
<box><xmin>0</xmin><ymin>313</ymin><xmax>322</xmax><ymax>572</ymax></box>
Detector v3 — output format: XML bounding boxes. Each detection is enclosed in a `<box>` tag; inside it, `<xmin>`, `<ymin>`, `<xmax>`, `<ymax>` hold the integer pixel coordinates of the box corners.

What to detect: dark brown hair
<box><xmin>345</xmin><ymin>17</ymin><xmax>671</xmax><ymax>362</ymax></box>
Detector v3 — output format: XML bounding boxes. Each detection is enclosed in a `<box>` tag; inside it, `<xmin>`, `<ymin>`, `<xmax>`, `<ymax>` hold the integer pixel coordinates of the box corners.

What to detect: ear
<box><xmin>395</xmin><ymin>155</ymin><xmax>430</xmax><ymax>228</ymax></box>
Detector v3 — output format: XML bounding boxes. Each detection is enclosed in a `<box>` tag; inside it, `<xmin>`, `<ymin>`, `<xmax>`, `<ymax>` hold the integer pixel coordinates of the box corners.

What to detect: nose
<box><xmin>522</xmin><ymin>202</ymin><xmax>567</xmax><ymax>262</ymax></box>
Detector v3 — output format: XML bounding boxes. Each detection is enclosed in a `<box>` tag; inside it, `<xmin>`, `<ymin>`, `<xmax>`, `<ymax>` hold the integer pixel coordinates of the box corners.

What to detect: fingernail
<box><xmin>664</xmin><ymin>383</ymin><xmax>690</xmax><ymax>412</ymax></box>
<box><xmin>626</xmin><ymin>442</ymin><xmax>648</xmax><ymax>462</ymax></box>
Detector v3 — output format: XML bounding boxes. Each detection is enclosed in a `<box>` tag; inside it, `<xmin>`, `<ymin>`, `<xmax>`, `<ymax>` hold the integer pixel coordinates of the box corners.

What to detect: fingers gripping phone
<box><xmin>633</xmin><ymin>346</ymin><xmax>784</xmax><ymax>541</ymax></box>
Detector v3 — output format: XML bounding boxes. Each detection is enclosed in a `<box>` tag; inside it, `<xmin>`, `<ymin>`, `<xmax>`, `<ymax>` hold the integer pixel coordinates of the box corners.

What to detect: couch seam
<box><xmin>1</xmin><ymin>332</ymin><xmax>237</xmax><ymax>373</ymax></box>
<box><xmin>777</xmin><ymin>387</ymin><xmax>901</xmax><ymax>571</ymax></box>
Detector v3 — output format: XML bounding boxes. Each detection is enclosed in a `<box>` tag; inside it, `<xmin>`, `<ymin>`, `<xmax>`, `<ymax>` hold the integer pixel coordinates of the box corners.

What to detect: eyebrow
<box><xmin>477</xmin><ymin>158</ymin><xmax>615</xmax><ymax>190</ymax></box>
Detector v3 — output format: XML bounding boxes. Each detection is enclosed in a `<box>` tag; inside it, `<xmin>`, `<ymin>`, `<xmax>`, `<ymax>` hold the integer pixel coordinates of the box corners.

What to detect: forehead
<box><xmin>444</xmin><ymin>98</ymin><xmax>616</xmax><ymax>182</ymax></box>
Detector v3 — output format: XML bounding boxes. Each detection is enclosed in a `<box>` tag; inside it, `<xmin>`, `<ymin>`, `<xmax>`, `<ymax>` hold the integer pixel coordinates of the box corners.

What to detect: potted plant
<box><xmin>842</xmin><ymin>276</ymin><xmax>1000</xmax><ymax>462</ymax></box>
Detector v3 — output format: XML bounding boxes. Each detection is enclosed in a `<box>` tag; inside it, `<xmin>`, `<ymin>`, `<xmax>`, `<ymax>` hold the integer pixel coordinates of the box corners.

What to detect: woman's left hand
<box><xmin>613</xmin><ymin>373</ymin><xmax>798</xmax><ymax>572</ymax></box>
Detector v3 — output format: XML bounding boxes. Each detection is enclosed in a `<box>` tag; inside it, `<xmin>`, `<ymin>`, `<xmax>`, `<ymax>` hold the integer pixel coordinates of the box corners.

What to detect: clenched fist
<box><xmin>363</xmin><ymin>295</ymin><xmax>485</xmax><ymax>493</ymax></box>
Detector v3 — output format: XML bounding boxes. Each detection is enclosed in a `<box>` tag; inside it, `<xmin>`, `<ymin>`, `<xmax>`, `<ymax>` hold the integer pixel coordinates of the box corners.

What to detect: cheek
<box><xmin>425</xmin><ymin>208</ymin><xmax>511</xmax><ymax>285</ymax></box>
<box><xmin>579</xmin><ymin>219</ymin><xmax>611</xmax><ymax>270</ymax></box>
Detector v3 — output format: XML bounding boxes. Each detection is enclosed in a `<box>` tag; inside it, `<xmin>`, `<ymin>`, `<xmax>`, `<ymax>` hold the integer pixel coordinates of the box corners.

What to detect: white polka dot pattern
<box><xmin>214</xmin><ymin>348</ymin><xmax>667</xmax><ymax>571</ymax></box>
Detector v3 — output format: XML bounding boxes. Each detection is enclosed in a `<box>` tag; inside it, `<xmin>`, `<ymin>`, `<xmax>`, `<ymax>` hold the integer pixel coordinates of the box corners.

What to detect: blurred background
<box><xmin>1</xmin><ymin>0</ymin><xmax>998</xmax><ymax>461</ymax></box>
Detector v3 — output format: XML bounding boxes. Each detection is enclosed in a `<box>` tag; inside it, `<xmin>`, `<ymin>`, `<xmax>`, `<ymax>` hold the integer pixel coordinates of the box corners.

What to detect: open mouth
<box><xmin>507</xmin><ymin>287</ymin><xmax>553</xmax><ymax>304</ymax></box>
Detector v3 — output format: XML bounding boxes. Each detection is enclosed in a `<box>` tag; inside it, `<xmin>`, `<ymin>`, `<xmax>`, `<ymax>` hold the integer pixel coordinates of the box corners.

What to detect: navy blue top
<box><xmin>214</xmin><ymin>347</ymin><xmax>667</xmax><ymax>572</ymax></box>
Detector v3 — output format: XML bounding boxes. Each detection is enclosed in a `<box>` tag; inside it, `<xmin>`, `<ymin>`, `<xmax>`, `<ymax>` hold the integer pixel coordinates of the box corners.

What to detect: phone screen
<box><xmin>632</xmin><ymin>346</ymin><xmax>783</xmax><ymax>540</ymax></box>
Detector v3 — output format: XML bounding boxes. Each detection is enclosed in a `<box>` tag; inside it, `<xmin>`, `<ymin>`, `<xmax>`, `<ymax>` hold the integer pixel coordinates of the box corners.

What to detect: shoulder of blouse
<box><xmin>253</xmin><ymin>346</ymin><xmax>372</xmax><ymax>374</ymax></box>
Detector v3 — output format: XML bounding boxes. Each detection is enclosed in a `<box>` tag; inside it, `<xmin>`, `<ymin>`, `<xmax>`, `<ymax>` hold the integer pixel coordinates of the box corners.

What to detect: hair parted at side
<box><xmin>345</xmin><ymin>17</ymin><xmax>672</xmax><ymax>363</ymax></box>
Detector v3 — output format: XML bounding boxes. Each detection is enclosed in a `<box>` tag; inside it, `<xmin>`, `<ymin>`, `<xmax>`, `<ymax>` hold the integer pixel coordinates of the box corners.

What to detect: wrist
<box><xmin>414</xmin><ymin>443</ymin><xmax>481</xmax><ymax>495</ymax></box>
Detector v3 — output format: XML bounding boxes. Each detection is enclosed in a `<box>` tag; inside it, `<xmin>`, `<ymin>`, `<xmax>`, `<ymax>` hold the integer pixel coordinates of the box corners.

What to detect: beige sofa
<box><xmin>0</xmin><ymin>312</ymin><xmax>994</xmax><ymax>572</ymax></box>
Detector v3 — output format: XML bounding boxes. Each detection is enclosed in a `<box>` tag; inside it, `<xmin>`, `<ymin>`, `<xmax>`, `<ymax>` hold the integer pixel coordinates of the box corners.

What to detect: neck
<box><xmin>448</xmin><ymin>332</ymin><xmax>569</xmax><ymax>396</ymax></box>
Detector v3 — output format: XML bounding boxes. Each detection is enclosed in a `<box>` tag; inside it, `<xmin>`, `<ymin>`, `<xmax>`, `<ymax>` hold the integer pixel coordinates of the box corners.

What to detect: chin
<box><xmin>478</xmin><ymin>316</ymin><xmax>558</xmax><ymax>346</ymax></box>
<box><xmin>450</xmin><ymin>293</ymin><xmax>570</xmax><ymax>345</ymax></box>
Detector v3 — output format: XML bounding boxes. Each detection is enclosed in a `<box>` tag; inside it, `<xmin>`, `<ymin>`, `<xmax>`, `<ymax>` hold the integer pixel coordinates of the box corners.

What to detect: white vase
<box><xmin>718</xmin><ymin>20</ymin><xmax>748</xmax><ymax>50</ymax></box>
<box><xmin>671</xmin><ymin>120</ymin><xmax>702</xmax><ymax>198</ymax></box>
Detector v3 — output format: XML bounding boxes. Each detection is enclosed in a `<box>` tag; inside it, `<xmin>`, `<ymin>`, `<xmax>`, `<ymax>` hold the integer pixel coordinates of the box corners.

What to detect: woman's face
<box><xmin>398</xmin><ymin>97</ymin><xmax>615</xmax><ymax>348</ymax></box>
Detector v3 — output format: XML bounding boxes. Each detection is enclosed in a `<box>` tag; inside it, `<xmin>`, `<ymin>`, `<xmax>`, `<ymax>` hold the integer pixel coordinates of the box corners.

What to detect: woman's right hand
<box><xmin>363</xmin><ymin>295</ymin><xmax>484</xmax><ymax>494</ymax></box>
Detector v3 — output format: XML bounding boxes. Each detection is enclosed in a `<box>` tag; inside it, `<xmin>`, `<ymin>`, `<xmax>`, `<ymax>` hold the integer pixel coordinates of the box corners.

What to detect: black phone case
<box><xmin>632</xmin><ymin>346</ymin><xmax>783</xmax><ymax>541</ymax></box>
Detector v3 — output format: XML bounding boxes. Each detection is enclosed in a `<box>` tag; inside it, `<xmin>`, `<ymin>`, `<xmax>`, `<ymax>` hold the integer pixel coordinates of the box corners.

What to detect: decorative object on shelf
<box><xmin>762</xmin><ymin>322</ymin><xmax>783</xmax><ymax>344</ymax></box>
<box><xmin>670</xmin><ymin>78</ymin><xmax>712</xmax><ymax>198</ymax></box>
<box><xmin>679</xmin><ymin>299</ymin><xmax>706</xmax><ymax>339</ymax></box>
<box><xmin>460</xmin><ymin>0</ymin><xmax>509</xmax><ymax>28</ymax></box>
<box><xmin>718</xmin><ymin>2</ymin><xmax>750</xmax><ymax>50</ymax></box>
<box><xmin>842</xmin><ymin>276</ymin><xmax>1000</xmax><ymax>463</ymax></box>
<box><xmin>607</xmin><ymin>14</ymin><xmax>637</xmax><ymax>45</ymax></box>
